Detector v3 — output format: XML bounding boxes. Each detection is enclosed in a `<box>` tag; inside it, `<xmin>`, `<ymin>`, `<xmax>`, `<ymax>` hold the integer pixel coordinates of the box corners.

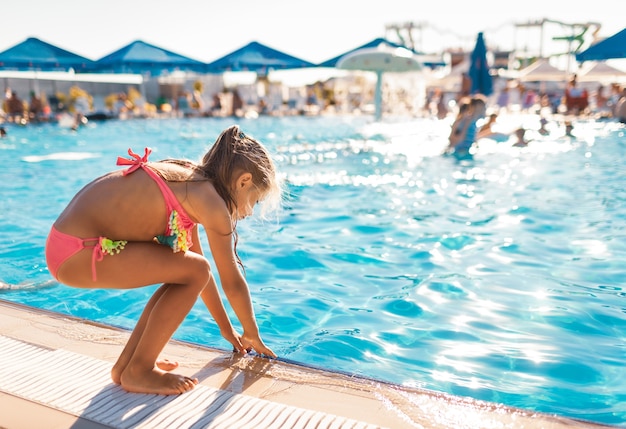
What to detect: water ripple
<box><xmin>2</xmin><ymin>116</ymin><xmax>626</xmax><ymax>425</ymax></box>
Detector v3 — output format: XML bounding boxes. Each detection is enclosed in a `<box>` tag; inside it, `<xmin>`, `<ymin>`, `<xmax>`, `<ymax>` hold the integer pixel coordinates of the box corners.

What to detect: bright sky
<box><xmin>1</xmin><ymin>0</ymin><xmax>623</xmax><ymax>64</ymax></box>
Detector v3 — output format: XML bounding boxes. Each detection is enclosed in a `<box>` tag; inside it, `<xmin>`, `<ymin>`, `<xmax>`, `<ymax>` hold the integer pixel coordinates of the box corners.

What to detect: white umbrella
<box><xmin>337</xmin><ymin>44</ymin><xmax>422</xmax><ymax>120</ymax></box>
<box><xmin>577</xmin><ymin>61</ymin><xmax>626</xmax><ymax>83</ymax></box>
<box><xmin>518</xmin><ymin>59</ymin><xmax>568</xmax><ymax>82</ymax></box>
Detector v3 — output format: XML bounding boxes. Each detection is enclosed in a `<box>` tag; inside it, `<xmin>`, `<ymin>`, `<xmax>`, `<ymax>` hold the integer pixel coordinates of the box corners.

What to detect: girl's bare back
<box><xmin>55</xmin><ymin>163</ymin><xmax>200</xmax><ymax>241</ymax></box>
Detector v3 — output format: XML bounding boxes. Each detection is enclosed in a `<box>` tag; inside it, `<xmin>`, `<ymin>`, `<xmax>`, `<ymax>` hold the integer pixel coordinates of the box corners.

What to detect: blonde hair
<box><xmin>198</xmin><ymin>125</ymin><xmax>280</xmax><ymax>215</ymax></box>
<box><xmin>199</xmin><ymin>125</ymin><xmax>281</xmax><ymax>269</ymax></box>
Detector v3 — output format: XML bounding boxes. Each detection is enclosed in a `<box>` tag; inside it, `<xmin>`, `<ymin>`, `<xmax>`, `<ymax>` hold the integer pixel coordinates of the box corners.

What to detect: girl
<box><xmin>45</xmin><ymin>125</ymin><xmax>280</xmax><ymax>395</ymax></box>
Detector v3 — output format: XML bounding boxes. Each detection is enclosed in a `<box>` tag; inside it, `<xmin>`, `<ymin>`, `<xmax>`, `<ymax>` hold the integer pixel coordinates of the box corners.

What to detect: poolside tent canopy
<box><xmin>518</xmin><ymin>59</ymin><xmax>568</xmax><ymax>82</ymax></box>
<box><xmin>88</xmin><ymin>40</ymin><xmax>207</xmax><ymax>76</ymax></box>
<box><xmin>205</xmin><ymin>41</ymin><xmax>315</xmax><ymax>76</ymax></box>
<box><xmin>0</xmin><ymin>37</ymin><xmax>93</xmax><ymax>72</ymax></box>
<box><xmin>576</xmin><ymin>28</ymin><xmax>626</xmax><ymax>62</ymax></box>
<box><xmin>576</xmin><ymin>61</ymin><xmax>626</xmax><ymax>83</ymax></box>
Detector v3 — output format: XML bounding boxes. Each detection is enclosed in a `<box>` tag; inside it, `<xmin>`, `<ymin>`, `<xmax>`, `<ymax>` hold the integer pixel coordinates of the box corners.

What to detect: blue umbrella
<box><xmin>89</xmin><ymin>40</ymin><xmax>206</xmax><ymax>75</ymax></box>
<box><xmin>205</xmin><ymin>41</ymin><xmax>314</xmax><ymax>76</ymax></box>
<box><xmin>468</xmin><ymin>32</ymin><xmax>493</xmax><ymax>96</ymax></box>
<box><xmin>0</xmin><ymin>37</ymin><xmax>92</xmax><ymax>71</ymax></box>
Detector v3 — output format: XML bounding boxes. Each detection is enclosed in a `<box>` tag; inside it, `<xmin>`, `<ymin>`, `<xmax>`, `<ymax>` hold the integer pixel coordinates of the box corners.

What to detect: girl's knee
<box><xmin>184</xmin><ymin>255</ymin><xmax>212</xmax><ymax>288</ymax></box>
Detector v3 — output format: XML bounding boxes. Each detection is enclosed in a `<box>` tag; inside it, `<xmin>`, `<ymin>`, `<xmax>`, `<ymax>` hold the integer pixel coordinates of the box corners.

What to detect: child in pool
<box><xmin>446</xmin><ymin>94</ymin><xmax>487</xmax><ymax>155</ymax></box>
<box><xmin>45</xmin><ymin>125</ymin><xmax>280</xmax><ymax>395</ymax></box>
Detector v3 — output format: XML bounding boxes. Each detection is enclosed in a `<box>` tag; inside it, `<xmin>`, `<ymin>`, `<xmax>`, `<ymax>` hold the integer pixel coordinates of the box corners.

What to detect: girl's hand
<box><xmin>221</xmin><ymin>327</ymin><xmax>245</xmax><ymax>353</ymax></box>
<box><xmin>241</xmin><ymin>332</ymin><xmax>277</xmax><ymax>358</ymax></box>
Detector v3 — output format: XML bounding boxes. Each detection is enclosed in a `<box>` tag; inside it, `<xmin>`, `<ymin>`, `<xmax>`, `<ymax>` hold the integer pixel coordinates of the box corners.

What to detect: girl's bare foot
<box><xmin>120</xmin><ymin>365</ymin><xmax>198</xmax><ymax>395</ymax></box>
<box><xmin>111</xmin><ymin>359</ymin><xmax>179</xmax><ymax>385</ymax></box>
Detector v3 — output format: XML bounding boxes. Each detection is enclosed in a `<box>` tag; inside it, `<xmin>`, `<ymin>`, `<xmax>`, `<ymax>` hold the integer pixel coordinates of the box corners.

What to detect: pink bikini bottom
<box><xmin>45</xmin><ymin>226</ymin><xmax>125</xmax><ymax>282</ymax></box>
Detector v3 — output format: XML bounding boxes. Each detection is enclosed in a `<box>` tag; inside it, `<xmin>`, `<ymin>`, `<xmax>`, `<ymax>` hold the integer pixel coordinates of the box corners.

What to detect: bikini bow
<box><xmin>116</xmin><ymin>147</ymin><xmax>152</xmax><ymax>175</ymax></box>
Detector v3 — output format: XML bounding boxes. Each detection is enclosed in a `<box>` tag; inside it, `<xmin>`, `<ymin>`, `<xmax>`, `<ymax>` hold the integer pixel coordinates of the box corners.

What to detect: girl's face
<box><xmin>235</xmin><ymin>187</ymin><xmax>263</xmax><ymax>220</ymax></box>
<box><xmin>232</xmin><ymin>172</ymin><xmax>264</xmax><ymax>221</ymax></box>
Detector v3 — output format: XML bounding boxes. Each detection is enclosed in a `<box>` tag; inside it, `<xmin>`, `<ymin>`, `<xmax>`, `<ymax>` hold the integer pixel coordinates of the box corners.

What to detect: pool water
<box><xmin>1</xmin><ymin>115</ymin><xmax>625</xmax><ymax>426</ymax></box>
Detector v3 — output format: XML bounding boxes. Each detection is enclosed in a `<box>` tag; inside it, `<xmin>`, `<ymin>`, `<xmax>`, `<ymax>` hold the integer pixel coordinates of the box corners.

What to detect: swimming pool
<box><xmin>1</xmin><ymin>115</ymin><xmax>625</xmax><ymax>426</ymax></box>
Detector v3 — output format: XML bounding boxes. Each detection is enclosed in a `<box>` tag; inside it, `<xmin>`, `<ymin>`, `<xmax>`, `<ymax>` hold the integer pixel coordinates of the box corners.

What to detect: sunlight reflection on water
<box><xmin>1</xmin><ymin>115</ymin><xmax>626</xmax><ymax>425</ymax></box>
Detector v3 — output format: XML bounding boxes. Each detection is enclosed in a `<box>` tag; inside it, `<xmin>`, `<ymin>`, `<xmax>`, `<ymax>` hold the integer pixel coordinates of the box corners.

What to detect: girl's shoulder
<box><xmin>149</xmin><ymin>160</ymin><xmax>196</xmax><ymax>180</ymax></box>
<box><xmin>453</xmin><ymin>117</ymin><xmax>468</xmax><ymax>134</ymax></box>
<box><xmin>186</xmin><ymin>181</ymin><xmax>232</xmax><ymax>233</ymax></box>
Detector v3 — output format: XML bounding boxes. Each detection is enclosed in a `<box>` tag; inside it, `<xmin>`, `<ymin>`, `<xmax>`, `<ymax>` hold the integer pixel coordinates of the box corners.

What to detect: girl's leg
<box><xmin>111</xmin><ymin>284</ymin><xmax>179</xmax><ymax>384</ymax></box>
<box><xmin>119</xmin><ymin>278</ymin><xmax>205</xmax><ymax>394</ymax></box>
<box><xmin>58</xmin><ymin>242</ymin><xmax>212</xmax><ymax>395</ymax></box>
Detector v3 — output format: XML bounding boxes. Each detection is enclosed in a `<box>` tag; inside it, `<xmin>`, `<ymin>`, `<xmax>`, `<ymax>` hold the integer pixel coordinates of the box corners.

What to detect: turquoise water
<box><xmin>1</xmin><ymin>115</ymin><xmax>625</xmax><ymax>426</ymax></box>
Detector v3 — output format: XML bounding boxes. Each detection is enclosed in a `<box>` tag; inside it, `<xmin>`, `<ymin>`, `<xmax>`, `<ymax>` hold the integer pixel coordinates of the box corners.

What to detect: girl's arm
<box><xmin>189</xmin><ymin>226</ymin><xmax>246</xmax><ymax>352</ymax></box>
<box><xmin>189</xmin><ymin>182</ymin><xmax>276</xmax><ymax>358</ymax></box>
<box><xmin>204</xmin><ymin>223</ymin><xmax>276</xmax><ymax>358</ymax></box>
<box><xmin>448</xmin><ymin>117</ymin><xmax>470</xmax><ymax>149</ymax></box>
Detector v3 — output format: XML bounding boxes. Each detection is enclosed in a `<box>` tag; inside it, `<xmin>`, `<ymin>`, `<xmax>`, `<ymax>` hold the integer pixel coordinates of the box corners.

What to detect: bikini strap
<box><xmin>117</xmin><ymin>147</ymin><xmax>152</xmax><ymax>175</ymax></box>
<box><xmin>91</xmin><ymin>239</ymin><xmax>104</xmax><ymax>282</ymax></box>
<box><xmin>90</xmin><ymin>237</ymin><xmax>128</xmax><ymax>282</ymax></box>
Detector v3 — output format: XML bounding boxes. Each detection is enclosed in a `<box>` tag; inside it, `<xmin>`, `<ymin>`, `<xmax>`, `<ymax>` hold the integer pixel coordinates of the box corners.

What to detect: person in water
<box><xmin>45</xmin><ymin>125</ymin><xmax>280</xmax><ymax>395</ymax></box>
<box><xmin>446</xmin><ymin>94</ymin><xmax>487</xmax><ymax>155</ymax></box>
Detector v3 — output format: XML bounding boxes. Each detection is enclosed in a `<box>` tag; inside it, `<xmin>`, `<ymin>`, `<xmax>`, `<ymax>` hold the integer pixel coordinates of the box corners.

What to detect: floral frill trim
<box><xmin>100</xmin><ymin>238</ymin><xmax>128</xmax><ymax>255</ymax></box>
<box><xmin>155</xmin><ymin>210</ymin><xmax>191</xmax><ymax>253</ymax></box>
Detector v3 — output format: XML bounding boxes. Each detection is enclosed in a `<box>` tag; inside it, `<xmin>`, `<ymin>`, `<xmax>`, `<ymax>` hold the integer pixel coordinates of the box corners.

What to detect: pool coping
<box><xmin>0</xmin><ymin>298</ymin><xmax>615</xmax><ymax>429</ymax></box>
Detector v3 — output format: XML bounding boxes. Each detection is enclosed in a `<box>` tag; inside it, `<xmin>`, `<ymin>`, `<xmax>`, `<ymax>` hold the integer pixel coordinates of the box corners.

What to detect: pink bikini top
<box><xmin>117</xmin><ymin>148</ymin><xmax>195</xmax><ymax>252</ymax></box>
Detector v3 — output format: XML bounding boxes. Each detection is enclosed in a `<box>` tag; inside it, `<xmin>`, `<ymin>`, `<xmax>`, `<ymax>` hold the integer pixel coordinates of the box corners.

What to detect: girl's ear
<box><xmin>238</xmin><ymin>172</ymin><xmax>253</xmax><ymax>188</ymax></box>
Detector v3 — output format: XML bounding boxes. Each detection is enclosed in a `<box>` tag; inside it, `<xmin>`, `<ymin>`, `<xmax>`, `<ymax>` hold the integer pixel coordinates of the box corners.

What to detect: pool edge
<box><xmin>0</xmin><ymin>298</ymin><xmax>616</xmax><ymax>429</ymax></box>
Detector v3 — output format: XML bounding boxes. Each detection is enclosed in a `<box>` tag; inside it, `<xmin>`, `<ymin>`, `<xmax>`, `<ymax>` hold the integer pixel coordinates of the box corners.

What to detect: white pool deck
<box><xmin>0</xmin><ymin>299</ymin><xmax>616</xmax><ymax>429</ymax></box>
